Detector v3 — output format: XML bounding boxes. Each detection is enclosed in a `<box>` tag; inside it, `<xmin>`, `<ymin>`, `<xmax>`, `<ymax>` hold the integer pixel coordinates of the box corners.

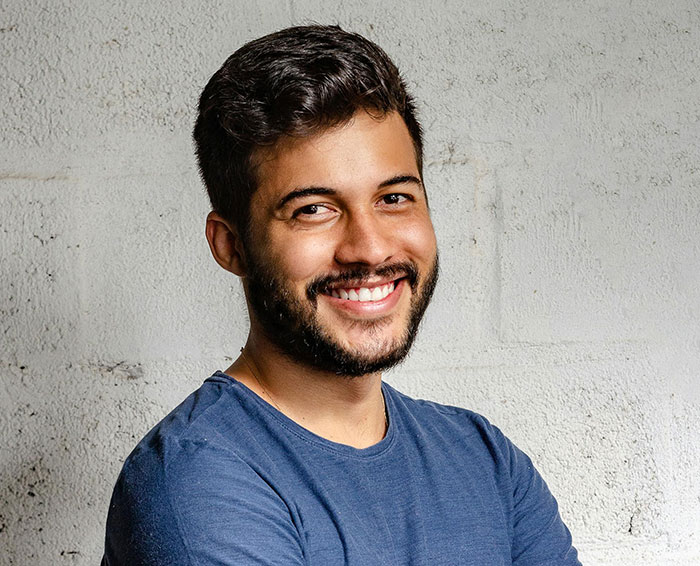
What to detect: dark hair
<box><xmin>193</xmin><ymin>24</ymin><xmax>423</xmax><ymax>235</ymax></box>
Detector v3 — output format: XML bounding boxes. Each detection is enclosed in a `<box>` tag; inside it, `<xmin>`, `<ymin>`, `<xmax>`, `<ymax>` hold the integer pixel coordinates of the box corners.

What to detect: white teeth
<box><xmin>329</xmin><ymin>281</ymin><xmax>397</xmax><ymax>302</ymax></box>
<box><xmin>358</xmin><ymin>288</ymin><xmax>372</xmax><ymax>301</ymax></box>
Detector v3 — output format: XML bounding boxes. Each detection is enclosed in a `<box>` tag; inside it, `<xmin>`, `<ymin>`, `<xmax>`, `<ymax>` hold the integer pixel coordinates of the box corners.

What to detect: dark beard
<box><xmin>244</xmin><ymin>253</ymin><xmax>439</xmax><ymax>377</ymax></box>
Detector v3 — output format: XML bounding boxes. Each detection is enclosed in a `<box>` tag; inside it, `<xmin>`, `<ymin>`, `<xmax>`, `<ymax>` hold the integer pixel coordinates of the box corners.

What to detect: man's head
<box><xmin>197</xmin><ymin>26</ymin><xmax>438</xmax><ymax>376</ymax></box>
<box><xmin>193</xmin><ymin>24</ymin><xmax>424</xmax><ymax>238</ymax></box>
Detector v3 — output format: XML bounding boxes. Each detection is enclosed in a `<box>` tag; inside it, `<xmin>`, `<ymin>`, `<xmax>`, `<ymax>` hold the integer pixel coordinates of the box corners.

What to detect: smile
<box><xmin>320</xmin><ymin>276</ymin><xmax>406</xmax><ymax>305</ymax></box>
<box><xmin>328</xmin><ymin>281</ymin><xmax>395</xmax><ymax>302</ymax></box>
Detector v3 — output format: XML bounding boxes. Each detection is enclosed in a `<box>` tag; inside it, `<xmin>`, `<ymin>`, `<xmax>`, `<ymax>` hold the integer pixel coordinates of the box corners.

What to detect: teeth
<box><xmin>329</xmin><ymin>281</ymin><xmax>396</xmax><ymax>302</ymax></box>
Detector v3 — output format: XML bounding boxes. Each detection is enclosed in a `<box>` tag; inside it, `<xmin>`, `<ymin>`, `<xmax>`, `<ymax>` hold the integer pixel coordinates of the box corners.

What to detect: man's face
<box><xmin>242</xmin><ymin>110</ymin><xmax>439</xmax><ymax>376</ymax></box>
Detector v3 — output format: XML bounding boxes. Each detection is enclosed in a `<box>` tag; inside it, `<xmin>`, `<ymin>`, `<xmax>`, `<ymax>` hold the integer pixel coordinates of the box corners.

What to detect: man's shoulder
<box><xmin>388</xmin><ymin>383</ymin><xmax>486</xmax><ymax>419</ymax></box>
<box><xmin>384</xmin><ymin>382</ymin><xmax>512</xmax><ymax>460</ymax></box>
<box><xmin>386</xmin><ymin>382</ymin><xmax>502</xmax><ymax>431</ymax></box>
<box><xmin>109</xmin><ymin>371</ymin><xmax>286</xmax><ymax>529</ymax></box>
<box><xmin>103</xmin><ymin>373</ymin><xmax>306</xmax><ymax>565</ymax></box>
<box><xmin>120</xmin><ymin>372</ymin><xmax>250</xmax><ymax>477</ymax></box>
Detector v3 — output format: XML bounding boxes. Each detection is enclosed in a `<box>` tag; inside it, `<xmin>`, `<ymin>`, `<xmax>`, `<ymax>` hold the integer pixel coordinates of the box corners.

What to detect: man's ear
<box><xmin>205</xmin><ymin>211</ymin><xmax>248</xmax><ymax>276</ymax></box>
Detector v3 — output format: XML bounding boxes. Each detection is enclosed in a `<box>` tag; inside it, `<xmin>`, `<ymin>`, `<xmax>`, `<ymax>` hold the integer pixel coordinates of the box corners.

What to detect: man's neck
<box><xmin>224</xmin><ymin>336</ymin><xmax>388</xmax><ymax>449</ymax></box>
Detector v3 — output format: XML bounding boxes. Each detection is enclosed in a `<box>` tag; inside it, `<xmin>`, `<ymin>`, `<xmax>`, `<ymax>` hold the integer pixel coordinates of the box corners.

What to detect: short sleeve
<box><xmin>494</xmin><ymin>429</ymin><xmax>582</xmax><ymax>566</ymax></box>
<box><xmin>102</xmin><ymin>437</ymin><xmax>307</xmax><ymax>566</ymax></box>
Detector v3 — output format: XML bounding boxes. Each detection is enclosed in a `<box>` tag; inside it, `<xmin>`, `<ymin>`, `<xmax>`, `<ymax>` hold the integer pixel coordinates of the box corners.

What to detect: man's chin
<box><xmin>311</xmin><ymin>318</ymin><xmax>411</xmax><ymax>372</ymax></box>
<box><xmin>301</xmin><ymin>329</ymin><xmax>415</xmax><ymax>377</ymax></box>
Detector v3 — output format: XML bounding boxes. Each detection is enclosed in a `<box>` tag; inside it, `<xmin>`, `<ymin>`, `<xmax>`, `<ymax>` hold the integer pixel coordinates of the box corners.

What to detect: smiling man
<box><xmin>102</xmin><ymin>25</ymin><xmax>581</xmax><ymax>565</ymax></box>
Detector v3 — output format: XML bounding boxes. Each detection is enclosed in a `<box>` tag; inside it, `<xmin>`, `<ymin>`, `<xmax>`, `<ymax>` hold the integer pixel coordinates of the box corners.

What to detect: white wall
<box><xmin>1</xmin><ymin>1</ymin><xmax>699</xmax><ymax>564</ymax></box>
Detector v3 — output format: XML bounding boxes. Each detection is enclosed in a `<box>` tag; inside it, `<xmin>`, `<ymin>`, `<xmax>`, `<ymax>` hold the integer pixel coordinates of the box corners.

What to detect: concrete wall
<box><xmin>1</xmin><ymin>1</ymin><xmax>698</xmax><ymax>564</ymax></box>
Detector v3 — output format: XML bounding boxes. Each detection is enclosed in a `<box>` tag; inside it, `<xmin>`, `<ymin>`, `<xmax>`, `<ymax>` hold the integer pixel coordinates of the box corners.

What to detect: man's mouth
<box><xmin>326</xmin><ymin>280</ymin><xmax>397</xmax><ymax>302</ymax></box>
<box><xmin>307</xmin><ymin>262</ymin><xmax>418</xmax><ymax>304</ymax></box>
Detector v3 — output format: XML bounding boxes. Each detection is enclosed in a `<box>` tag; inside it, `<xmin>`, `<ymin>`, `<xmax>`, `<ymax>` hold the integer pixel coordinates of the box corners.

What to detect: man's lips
<box><xmin>306</xmin><ymin>262</ymin><xmax>419</xmax><ymax>302</ymax></box>
<box><xmin>324</xmin><ymin>279</ymin><xmax>398</xmax><ymax>303</ymax></box>
<box><xmin>319</xmin><ymin>278</ymin><xmax>406</xmax><ymax>314</ymax></box>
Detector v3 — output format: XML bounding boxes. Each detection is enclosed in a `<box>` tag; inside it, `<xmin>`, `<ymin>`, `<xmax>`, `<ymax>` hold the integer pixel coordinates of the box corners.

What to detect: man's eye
<box><xmin>381</xmin><ymin>193</ymin><xmax>410</xmax><ymax>205</ymax></box>
<box><xmin>298</xmin><ymin>204</ymin><xmax>321</xmax><ymax>215</ymax></box>
<box><xmin>292</xmin><ymin>203</ymin><xmax>333</xmax><ymax>219</ymax></box>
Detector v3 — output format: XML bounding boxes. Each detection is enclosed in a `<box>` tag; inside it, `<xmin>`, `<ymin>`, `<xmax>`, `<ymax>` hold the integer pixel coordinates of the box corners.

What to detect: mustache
<box><xmin>306</xmin><ymin>261</ymin><xmax>420</xmax><ymax>301</ymax></box>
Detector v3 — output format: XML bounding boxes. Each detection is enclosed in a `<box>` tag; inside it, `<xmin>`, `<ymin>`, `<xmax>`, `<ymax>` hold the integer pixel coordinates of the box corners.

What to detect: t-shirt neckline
<box><xmin>211</xmin><ymin>370</ymin><xmax>397</xmax><ymax>459</ymax></box>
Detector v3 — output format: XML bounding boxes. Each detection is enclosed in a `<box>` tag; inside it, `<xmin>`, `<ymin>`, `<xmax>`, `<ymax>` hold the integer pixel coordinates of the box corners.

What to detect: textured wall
<box><xmin>1</xmin><ymin>1</ymin><xmax>699</xmax><ymax>564</ymax></box>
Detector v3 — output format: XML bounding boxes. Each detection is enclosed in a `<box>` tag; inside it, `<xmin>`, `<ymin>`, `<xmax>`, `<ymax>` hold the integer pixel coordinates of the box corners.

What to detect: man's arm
<box><xmin>495</xmin><ymin>427</ymin><xmax>582</xmax><ymax>566</ymax></box>
<box><xmin>102</xmin><ymin>439</ymin><xmax>306</xmax><ymax>566</ymax></box>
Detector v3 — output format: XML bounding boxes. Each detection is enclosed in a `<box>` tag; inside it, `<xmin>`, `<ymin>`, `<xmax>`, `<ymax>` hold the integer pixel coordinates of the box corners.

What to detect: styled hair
<box><xmin>193</xmin><ymin>24</ymin><xmax>423</xmax><ymax>235</ymax></box>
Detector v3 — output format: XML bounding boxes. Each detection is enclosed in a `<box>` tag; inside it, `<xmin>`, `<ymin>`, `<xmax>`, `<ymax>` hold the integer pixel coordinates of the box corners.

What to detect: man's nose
<box><xmin>333</xmin><ymin>210</ymin><xmax>394</xmax><ymax>267</ymax></box>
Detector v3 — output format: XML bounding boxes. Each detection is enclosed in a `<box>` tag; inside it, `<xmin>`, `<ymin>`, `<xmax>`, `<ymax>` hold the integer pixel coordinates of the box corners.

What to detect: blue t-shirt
<box><xmin>103</xmin><ymin>372</ymin><xmax>581</xmax><ymax>565</ymax></box>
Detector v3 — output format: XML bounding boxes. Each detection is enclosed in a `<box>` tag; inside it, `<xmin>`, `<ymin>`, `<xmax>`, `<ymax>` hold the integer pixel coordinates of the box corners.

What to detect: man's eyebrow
<box><xmin>378</xmin><ymin>174</ymin><xmax>423</xmax><ymax>190</ymax></box>
<box><xmin>276</xmin><ymin>187</ymin><xmax>336</xmax><ymax>209</ymax></box>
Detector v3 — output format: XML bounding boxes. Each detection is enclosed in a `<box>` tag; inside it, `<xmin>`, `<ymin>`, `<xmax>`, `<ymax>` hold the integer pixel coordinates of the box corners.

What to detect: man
<box><xmin>103</xmin><ymin>25</ymin><xmax>581</xmax><ymax>565</ymax></box>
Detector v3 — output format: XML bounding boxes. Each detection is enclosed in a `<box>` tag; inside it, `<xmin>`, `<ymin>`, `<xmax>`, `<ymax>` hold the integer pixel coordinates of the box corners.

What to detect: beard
<box><xmin>243</xmin><ymin>249</ymin><xmax>439</xmax><ymax>377</ymax></box>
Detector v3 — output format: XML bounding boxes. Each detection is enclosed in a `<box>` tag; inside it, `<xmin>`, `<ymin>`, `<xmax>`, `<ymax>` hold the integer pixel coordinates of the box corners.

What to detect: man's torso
<box><xmin>102</xmin><ymin>372</ymin><xmax>579</xmax><ymax>565</ymax></box>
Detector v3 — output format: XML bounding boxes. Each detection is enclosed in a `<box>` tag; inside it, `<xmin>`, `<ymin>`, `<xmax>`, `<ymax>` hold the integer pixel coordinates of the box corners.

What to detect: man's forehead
<box><xmin>250</xmin><ymin>110</ymin><xmax>420</xmax><ymax>199</ymax></box>
<box><xmin>252</xmin><ymin>110</ymin><xmax>387</xmax><ymax>165</ymax></box>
